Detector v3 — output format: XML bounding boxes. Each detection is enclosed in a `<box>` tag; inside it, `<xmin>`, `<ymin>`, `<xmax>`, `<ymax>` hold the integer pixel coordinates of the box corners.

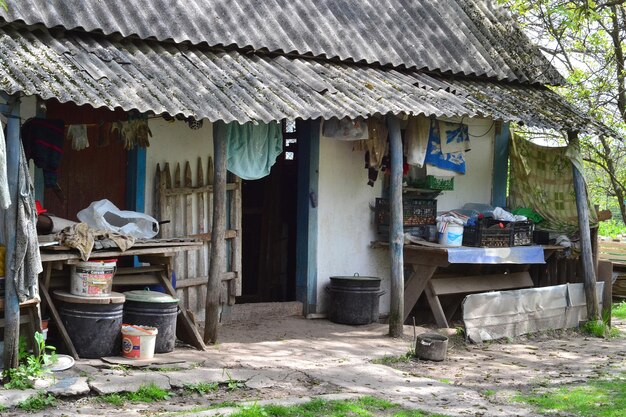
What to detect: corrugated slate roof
<box><xmin>0</xmin><ymin>0</ymin><xmax>563</xmax><ymax>85</ymax></box>
<box><xmin>0</xmin><ymin>25</ymin><xmax>600</xmax><ymax>134</ymax></box>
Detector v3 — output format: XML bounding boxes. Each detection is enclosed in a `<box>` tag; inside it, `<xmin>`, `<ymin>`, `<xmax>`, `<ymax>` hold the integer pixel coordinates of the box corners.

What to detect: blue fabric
<box><xmin>226</xmin><ymin>121</ymin><xmax>283</xmax><ymax>180</ymax></box>
<box><xmin>424</xmin><ymin>120</ymin><xmax>466</xmax><ymax>174</ymax></box>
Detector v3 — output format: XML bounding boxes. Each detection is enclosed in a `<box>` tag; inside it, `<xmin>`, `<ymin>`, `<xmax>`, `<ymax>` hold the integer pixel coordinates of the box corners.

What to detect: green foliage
<box><xmin>228</xmin><ymin>396</ymin><xmax>449</xmax><ymax>417</ymax></box>
<box><xmin>222</xmin><ymin>369</ymin><xmax>244</xmax><ymax>391</ymax></box>
<box><xmin>18</xmin><ymin>392</ymin><xmax>56</xmax><ymax>412</ymax></box>
<box><xmin>2</xmin><ymin>332</ymin><xmax>57</xmax><ymax>389</ymax></box>
<box><xmin>581</xmin><ymin>320</ymin><xmax>620</xmax><ymax>339</ymax></box>
<box><xmin>126</xmin><ymin>383</ymin><xmax>171</xmax><ymax>402</ymax></box>
<box><xmin>183</xmin><ymin>381</ymin><xmax>219</xmax><ymax>395</ymax></box>
<box><xmin>613</xmin><ymin>301</ymin><xmax>626</xmax><ymax>319</ymax></box>
<box><xmin>99</xmin><ymin>393</ymin><xmax>125</xmax><ymax>406</ymax></box>
<box><xmin>0</xmin><ymin>1</ymin><xmax>6</xmax><ymax>11</ymax></box>
<box><xmin>371</xmin><ymin>353</ymin><xmax>412</xmax><ymax>365</ymax></box>
<box><xmin>516</xmin><ymin>376</ymin><xmax>626</xmax><ymax>417</ymax></box>
<box><xmin>598</xmin><ymin>219</ymin><xmax>626</xmax><ymax>238</ymax></box>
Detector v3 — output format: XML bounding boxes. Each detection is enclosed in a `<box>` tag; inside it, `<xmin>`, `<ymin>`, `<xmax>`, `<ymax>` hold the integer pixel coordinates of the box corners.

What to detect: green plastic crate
<box><xmin>416</xmin><ymin>175</ymin><xmax>454</xmax><ymax>190</ymax></box>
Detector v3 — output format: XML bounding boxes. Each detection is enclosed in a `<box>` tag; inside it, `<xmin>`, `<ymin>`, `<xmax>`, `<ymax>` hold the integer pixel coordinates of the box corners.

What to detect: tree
<box><xmin>496</xmin><ymin>0</ymin><xmax>626</xmax><ymax>221</ymax></box>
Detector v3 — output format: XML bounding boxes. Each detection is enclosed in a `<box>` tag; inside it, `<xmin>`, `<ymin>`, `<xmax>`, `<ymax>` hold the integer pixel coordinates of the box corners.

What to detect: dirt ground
<box><xmin>2</xmin><ymin>316</ymin><xmax>625</xmax><ymax>416</ymax></box>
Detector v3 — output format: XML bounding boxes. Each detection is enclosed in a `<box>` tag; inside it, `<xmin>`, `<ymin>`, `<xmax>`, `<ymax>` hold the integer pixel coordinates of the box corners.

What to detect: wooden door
<box><xmin>42</xmin><ymin>100</ymin><xmax>128</xmax><ymax>219</ymax></box>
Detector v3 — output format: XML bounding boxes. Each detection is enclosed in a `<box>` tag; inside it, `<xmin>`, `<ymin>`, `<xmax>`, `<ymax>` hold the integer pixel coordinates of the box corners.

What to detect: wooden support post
<box><xmin>569</xmin><ymin>131</ymin><xmax>600</xmax><ymax>321</ymax></box>
<box><xmin>3</xmin><ymin>95</ymin><xmax>21</xmax><ymax>372</ymax></box>
<box><xmin>204</xmin><ymin>121</ymin><xmax>227</xmax><ymax>344</ymax></box>
<box><xmin>387</xmin><ymin>115</ymin><xmax>404</xmax><ymax>337</ymax></box>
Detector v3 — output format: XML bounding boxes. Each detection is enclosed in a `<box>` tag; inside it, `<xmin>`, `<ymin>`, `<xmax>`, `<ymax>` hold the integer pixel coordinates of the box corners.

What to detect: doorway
<box><xmin>239</xmin><ymin>121</ymin><xmax>299</xmax><ymax>303</ymax></box>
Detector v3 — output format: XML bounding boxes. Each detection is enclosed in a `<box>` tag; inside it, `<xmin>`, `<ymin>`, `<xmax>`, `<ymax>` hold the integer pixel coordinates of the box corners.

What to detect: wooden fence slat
<box><xmin>161</xmin><ymin>163</ymin><xmax>172</xmax><ymax>238</ymax></box>
<box><xmin>185</xmin><ymin>161</ymin><xmax>199</xmax><ymax>312</ymax></box>
<box><xmin>173</xmin><ymin>163</ymin><xmax>185</xmax><ymax>297</ymax></box>
<box><xmin>154</xmin><ymin>164</ymin><xmax>162</xmax><ymax>237</ymax></box>
<box><xmin>233</xmin><ymin>176</ymin><xmax>242</xmax><ymax>297</ymax></box>
<box><xmin>197</xmin><ymin>157</ymin><xmax>207</xmax><ymax>310</ymax></box>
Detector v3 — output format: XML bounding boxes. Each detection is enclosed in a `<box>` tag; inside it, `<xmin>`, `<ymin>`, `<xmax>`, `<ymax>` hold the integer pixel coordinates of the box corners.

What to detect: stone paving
<box><xmin>1</xmin><ymin>316</ymin><xmax>623</xmax><ymax>416</ymax></box>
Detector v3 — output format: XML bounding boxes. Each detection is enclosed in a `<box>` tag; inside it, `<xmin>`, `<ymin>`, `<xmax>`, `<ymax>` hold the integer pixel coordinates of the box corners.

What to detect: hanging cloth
<box><xmin>405</xmin><ymin>114</ymin><xmax>430</xmax><ymax>167</ymax></box>
<box><xmin>438</xmin><ymin>120</ymin><xmax>470</xmax><ymax>154</ymax></box>
<box><xmin>424</xmin><ymin>119</ymin><xmax>466</xmax><ymax>174</ymax></box>
<box><xmin>225</xmin><ymin>121</ymin><xmax>283</xmax><ymax>180</ymax></box>
<box><xmin>12</xmin><ymin>141</ymin><xmax>42</xmax><ymax>302</ymax></box>
<box><xmin>509</xmin><ymin>131</ymin><xmax>597</xmax><ymax>233</ymax></box>
<box><xmin>0</xmin><ymin>122</ymin><xmax>10</xmax><ymax>209</ymax></box>
<box><xmin>21</xmin><ymin>117</ymin><xmax>65</xmax><ymax>189</ymax></box>
<box><xmin>67</xmin><ymin>124</ymin><xmax>90</xmax><ymax>151</ymax></box>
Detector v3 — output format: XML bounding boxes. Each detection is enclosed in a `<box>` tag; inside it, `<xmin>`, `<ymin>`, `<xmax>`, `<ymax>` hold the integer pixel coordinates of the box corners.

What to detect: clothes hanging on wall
<box><xmin>21</xmin><ymin>117</ymin><xmax>65</xmax><ymax>189</ymax></box>
<box><xmin>438</xmin><ymin>120</ymin><xmax>470</xmax><ymax>154</ymax></box>
<box><xmin>353</xmin><ymin>118</ymin><xmax>389</xmax><ymax>186</ymax></box>
<box><xmin>13</xmin><ymin>141</ymin><xmax>42</xmax><ymax>302</ymax></box>
<box><xmin>67</xmin><ymin>124</ymin><xmax>90</xmax><ymax>151</ymax></box>
<box><xmin>322</xmin><ymin>117</ymin><xmax>369</xmax><ymax>140</ymax></box>
<box><xmin>0</xmin><ymin>122</ymin><xmax>10</xmax><ymax>209</ymax></box>
<box><xmin>424</xmin><ymin>119</ymin><xmax>467</xmax><ymax>174</ymax></box>
<box><xmin>226</xmin><ymin>121</ymin><xmax>283</xmax><ymax>180</ymax></box>
<box><xmin>405</xmin><ymin>114</ymin><xmax>430</xmax><ymax>167</ymax></box>
<box><xmin>111</xmin><ymin>115</ymin><xmax>152</xmax><ymax>150</ymax></box>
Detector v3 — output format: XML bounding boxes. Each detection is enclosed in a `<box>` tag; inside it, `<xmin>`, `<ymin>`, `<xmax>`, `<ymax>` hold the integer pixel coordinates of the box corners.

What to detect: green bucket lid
<box><xmin>123</xmin><ymin>290</ymin><xmax>178</xmax><ymax>303</ymax></box>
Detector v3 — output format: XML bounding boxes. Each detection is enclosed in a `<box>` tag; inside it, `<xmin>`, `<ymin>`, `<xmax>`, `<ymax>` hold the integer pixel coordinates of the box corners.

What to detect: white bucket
<box><xmin>438</xmin><ymin>222</ymin><xmax>464</xmax><ymax>247</ymax></box>
<box><xmin>121</xmin><ymin>325</ymin><xmax>158</xmax><ymax>359</ymax></box>
<box><xmin>70</xmin><ymin>259</ymin><xmax>117</xmax><ymax>296</ymax></box>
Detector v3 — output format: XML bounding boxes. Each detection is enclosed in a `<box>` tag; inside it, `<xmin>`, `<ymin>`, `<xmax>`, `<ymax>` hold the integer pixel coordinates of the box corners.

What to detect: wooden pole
<box><xmin>204</xmin><ymin>121</ymin><xmax>227</xmax><ymax>343</ymax></box>
<box><xmin>569</xmin><ymin>131</ymin><xmax>600</xmax><ymax>321</ymax></box>
<box><xmin>387</xmin><ymin>114</ymin><xmax>404</xmax><ymax>337</ymax></box>
<box><xmin>3</xmin><ymin>95</ymin><xmax>21</xmax><ymax>372</ymax></box>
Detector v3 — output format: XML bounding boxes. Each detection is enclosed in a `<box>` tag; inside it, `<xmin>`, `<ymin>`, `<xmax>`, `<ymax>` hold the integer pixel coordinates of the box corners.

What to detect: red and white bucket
<box><xmin>70</xmin><ymin>259</ymin><xmax>117</xmax><ymax>296</ymax></box>
<box><xmin>121</xmin><ymin>325</ymin><xmax>158</xmax><ymax>359</ymax></box>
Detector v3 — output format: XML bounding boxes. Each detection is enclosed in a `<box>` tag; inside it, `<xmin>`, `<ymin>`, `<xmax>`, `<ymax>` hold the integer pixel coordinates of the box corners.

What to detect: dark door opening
<box><xmin>239</xmin><ymin>121</ymin><xmax>299</xmax><ymax>303</ymax></box>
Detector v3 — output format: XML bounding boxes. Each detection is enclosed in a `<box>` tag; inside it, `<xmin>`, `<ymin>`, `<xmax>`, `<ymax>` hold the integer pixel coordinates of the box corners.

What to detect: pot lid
<box><xmin>123</xmin><ymin>290</ymin><xmax>178</xmax><ymax>303</ymax></box>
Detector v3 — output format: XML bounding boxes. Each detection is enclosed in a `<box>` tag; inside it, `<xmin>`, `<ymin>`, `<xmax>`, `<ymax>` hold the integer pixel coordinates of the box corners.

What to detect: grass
<box><xmin>581</xmin><ymin>319</ymin><xmax>621</xmax><ymax>339</ymax></box>
<box><xmin>613</xmin><ymin>301</ymin><xmax>626</xmax><ymax>320</ymax></box>
<box><xmin>183</xmin><ymin>381</ymin><xmax>219</xmax><ymax>395</ymax></box>
<box><xmin>516</xmin><ymin>376</ymin><xmax>626</xmax><ymax>417</ymax></box>
<box><xmin>228</xmin><ymin>396</ymin><xmax>451</xmax><ymax>417</ymax></box>
<box><xmin>371</xmin><ymin>353</ymin><xmax>413</xmax><ymax>365</ymax></box>
<box><xmin>99</xmin><ymin>383</ymin><xmax>171</xmax><ymax>406</ymax></box>
<box><xmin>18</xmin><ymin>392</ymin><xmax>57</xmax><ymax>411</ymax></box>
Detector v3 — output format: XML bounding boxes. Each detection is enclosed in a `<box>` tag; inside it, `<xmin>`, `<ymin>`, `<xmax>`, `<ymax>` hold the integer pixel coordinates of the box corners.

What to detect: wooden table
<box><xmin>39</xmin><ymin>240</ymin><xmax>205</xmax><ymax>359</ymax></box>
<box><xmin>372</xmin><ymin>241</ymin><xmax>563</xmax><ymax>328</ymax></box>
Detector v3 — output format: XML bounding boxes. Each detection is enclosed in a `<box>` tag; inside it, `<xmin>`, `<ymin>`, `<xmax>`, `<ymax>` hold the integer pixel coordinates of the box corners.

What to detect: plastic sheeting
<box><xmin>446</xmin><ymin>246</ymin><xmax>545</xmax><ymax>264</ymax></box>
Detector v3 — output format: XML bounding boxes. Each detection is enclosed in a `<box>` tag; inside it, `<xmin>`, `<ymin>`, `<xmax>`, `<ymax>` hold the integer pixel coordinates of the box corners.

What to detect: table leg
<box><xmin>424</xmin><ymin>281</ymin><xmax>449</xmax><ymax>328</ymax></box>
<box><xmin>403</xmin><ymin>265</ymin><xmax>437</xmax><ymax>322</ymax></box>
<box><xmin>38</xmin><ymin>280</ymin><xmax>79</xmax><ymax>359</ymax></box>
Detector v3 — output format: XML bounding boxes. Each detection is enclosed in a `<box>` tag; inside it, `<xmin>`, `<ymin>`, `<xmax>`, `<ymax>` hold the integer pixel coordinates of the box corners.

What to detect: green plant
<box><xmin>99</xmin><ymin>393</ymin><xmax>125</xmax><ymax>406</ymax></box>
<box><xmin>126</xmin><ymin>383</ymin><xmax>171</xmax><ymax>402</ymax></box>
<box><xmin>184</xmin><ymin>381</ymin><xmax>219</xmax><ymax>395</ymax></box>
<box><xmin>372</xmin><ymin>353</ymin><xmax>412</xmax><ymax>365</ymax></box>
<box><xmin>18</xmin><ymin>392</ymin><xmax>56</xmax><ymax>411</ymax></box>
<box><xmin>3</xmin><ymin>332</ymin><xmax>57</xmax><ymax>389</ymax></box>
<box><xmin>613</xmin><ymin>301</ymin><xmax>626</xmax><ymax>320</ymax></box>
<box><xmin>598</xmin><ymin>219</ymin><xmax>626</xmax><ymax>238</ymax></box>
<box><xmin>222</xmin><ymin>369</ymin><xmax>244</xmax><ymax>391</ymax></box>
<box><xmin>581</xmin><ymin>319</ymin><xmax>620</xmax><ymax>339</ymax></box>
<box><xmin>482</xmin><ymin>389</ymin><xmax>496</xmax><ymax>397</ymax></box>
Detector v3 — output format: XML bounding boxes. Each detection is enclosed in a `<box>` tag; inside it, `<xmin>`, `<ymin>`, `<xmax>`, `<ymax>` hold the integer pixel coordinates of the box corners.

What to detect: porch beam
<box><xmin>204</xmin><ymin>121</ymin><xmax>228</xmax><ymax>344</ymax></box>
<box><xmin>387</xmin><ymin>114</ymin><xmax>404</xmax><ymax>337</ymax></box>
<box><xmin>569</xmin><ymin>131</ymin><xmax>599</xmax><ymax>321</ymax></box>
<box><xmin>2</xmin><ymin>94</ymin><xmax>21</xmax><ymax>372</ymax></box>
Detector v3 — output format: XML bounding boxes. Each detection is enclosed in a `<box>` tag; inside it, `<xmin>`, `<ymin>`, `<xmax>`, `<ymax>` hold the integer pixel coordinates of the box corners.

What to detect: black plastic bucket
<box><xmin>123</xmin><ymin>291</ymin><xmax>178</xmax><ymax>353</ymax></box>
<box><xmin>327</xmin><ymin>275</ymin><xmax>384</xmax><ymax>325</ymax></box>
<box><xmin>58</xmin><ymin>302</ymin><xmax>123</xmax><ymax>358</ymax></box>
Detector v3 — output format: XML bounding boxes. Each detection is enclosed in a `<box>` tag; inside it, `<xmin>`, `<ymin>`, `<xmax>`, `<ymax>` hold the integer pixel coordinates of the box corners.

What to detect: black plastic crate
<box><xmin>462</xmin><ymin>219</ymin><xmax>536</xmax><ymax>247</ymax></box>
<box><xmin>375</xmin><ymin>198</ymin><xmax>437</xmax><ymax>232</ymax></box>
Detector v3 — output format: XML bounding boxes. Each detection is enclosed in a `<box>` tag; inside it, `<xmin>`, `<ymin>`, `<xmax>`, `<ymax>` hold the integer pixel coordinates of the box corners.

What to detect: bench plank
<box><xmin>430</xmin><ymin>272</ymin><xmax>533</xmax><ymax>296</ymax></box>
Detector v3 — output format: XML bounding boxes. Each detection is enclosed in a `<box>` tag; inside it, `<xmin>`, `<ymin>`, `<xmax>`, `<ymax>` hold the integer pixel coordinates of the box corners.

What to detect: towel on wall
<box><xmin>405</xmin><ymin>114</ymin><xmax>431</xmax><ymax>167</ymax></box>
<box><xmin>438</xmin><ymin>120</ymin><xmax>470</xmax><ymax>154</ymax></box>
<box><xmin>424</xmin><ymin>119</ymin><xmax>466</xmax><ymax>174</ymax></box>
<box><xmin>226</xmin><ymin>121</ymin><xmax>283</xmax><ymax>180</ymax></box>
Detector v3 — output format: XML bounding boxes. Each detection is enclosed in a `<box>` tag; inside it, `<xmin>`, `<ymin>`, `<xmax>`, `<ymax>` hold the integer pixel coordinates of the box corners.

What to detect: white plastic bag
<box><xmin>77</xmin><ymin>199</ymin><xmax>159</xmax><ymax>239</ymax></box>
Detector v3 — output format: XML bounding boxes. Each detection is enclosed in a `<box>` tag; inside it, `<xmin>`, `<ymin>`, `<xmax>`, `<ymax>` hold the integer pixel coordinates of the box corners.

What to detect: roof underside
<box><xmin>0</xmin><ymin>25</ymin><xmax>601</xmax><ymax>135</ymax></box>
<box><xmin>0</xmin><ymin>0</ymin><xmax>563</xmax><ymax>85</ymax></box>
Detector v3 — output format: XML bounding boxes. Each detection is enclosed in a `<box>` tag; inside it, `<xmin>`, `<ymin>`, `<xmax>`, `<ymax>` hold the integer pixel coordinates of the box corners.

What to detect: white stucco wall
<box><xmin>316</xmin><ymin>137</ymin><xmax>391</xmax><ymax>315</ymax></box>
<box><xmin>315</xmin><ymin>117</ymin><xmax>497</xmax><ymax>316</ymax></box>
<box><xmin>435</xmin><ymin>117</ymin><xmax>496</xmax><ymax>211</ymax></box>
<box><xmin>144</xmin><ymin>118</ymin><xmax>213</xmax><ymax>219</ymax></box>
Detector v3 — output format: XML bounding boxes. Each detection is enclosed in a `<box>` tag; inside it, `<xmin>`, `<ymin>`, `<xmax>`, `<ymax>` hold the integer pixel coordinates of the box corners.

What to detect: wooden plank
<box><xmin>160</xmin><ymin>163</ymin><xmax>172</xmax><ymax>238</ymax></box>
<box><xmin>173</xmin><ymin>163</ymin><xmax>186</xmax><ymax>296</ymax></box>
<box><xmin>231</xmin><ymin>176</ymin><xmax>242</xmax><ymax>298</ymax></box>
<box><xmin>196</xmin><ymin>157</ymin><xmax>207</xmax><ymax>292</ymax></box>
<box><xmin>38</xmin><ymin>281</ymin><xmax>79</xmax><ymax>359</ymax></box>
<box><xmin>424</xmin><ymin>281</ymin><xmax>449</xmax><ymax>328</ymax></box>
<box><xmin>40</xmin><ymin>244</ymin><xmax>202</xmax><ymax>262</ymax></box>
<box><xmin>154</xmin><ymin>163</ymin><xmax>162</xmax><ymax>236</ymax></box>
<box><xmin>189</xmin><ymin>230</ymin><xmax>238</xmax><ymax>241</ymax></box>
<box><xmin>185</xmin><ymin>161</ymin><xmax>198</xmax><ymax>313</ymax></box>
<box><xmin>173</xmin><ymin>273</ymin><xmax>236</xmax><ymax>289</ymax></box>
<box><xmin>403</xmin><ymin>264</ymin><xmax>438</xmax><ymax>322</ymax></box>
<box><xmin>429</xmin><ymin>272</ymin><xmax>533</xmax><ymax>296</ymax></box>
<box><xmin>163</xmin><ymin>183</ymin><xmax>237</xmax><ymax>196</ymax></box>
<box><xmin>113</xmin><ymin>275</ymin><xmax>160</xmax><ymax>286</ymax></box>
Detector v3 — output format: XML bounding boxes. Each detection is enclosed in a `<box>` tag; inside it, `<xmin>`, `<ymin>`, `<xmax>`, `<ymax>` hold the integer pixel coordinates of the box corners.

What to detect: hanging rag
<box><xmin>424</xmin><ymin>119</ymin><xmax>466</xmax><ymax>174</ymax></box>
<box><xmin>438</xmin><ymin>120</ymin><xmax>470</xmax><ymax>154</ymax></box>
<box><xmin>0</xmin><ymin>122</ymin><xmax>10</xmax><ymax>209</ymax></box>
<box><xmin>353</xmin><ymin>118</ymin><xmax>389</xmax><ymax>186</ymax></box>
<box><xmin>56</xmin><ymin>222</ymin><xmax>136</xmax><ymax>261</ymax></box>
<box><xmin>111</xmin><ymin>112</ymin><xmax>152</xmax><ymax>150</ymax></box>
<box><xmin>21</xmin><ymin>117</ymin><xmax>65</xmax><ymax>189</ymax></box>
<box><xmin>321</xmin><ymin>117</ymin><xmax>369</xmax><ymax>141</ymax></box>
<box><xmin>509</xmin><ymin>131</ymin><xmax>597</xmax><ymax>233</ymax></box>
<box><xmin>405</xmin><ymin>114</ymin><xmax>430</xmax><ymax>167</ymax></box>
<box><xmin>67</xmin><ymin>124</ymin><xmax>90</xmax><ymax>151</ymax></box>
<box><xmin>225</xmin><ymin>121</ymin><xmax>283</xmax><ymax>180</ymax></box>
<box><xmin>12</xmin><ymin>142</ymin><xmax>42</xmax><ymax>302</ymax></box>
